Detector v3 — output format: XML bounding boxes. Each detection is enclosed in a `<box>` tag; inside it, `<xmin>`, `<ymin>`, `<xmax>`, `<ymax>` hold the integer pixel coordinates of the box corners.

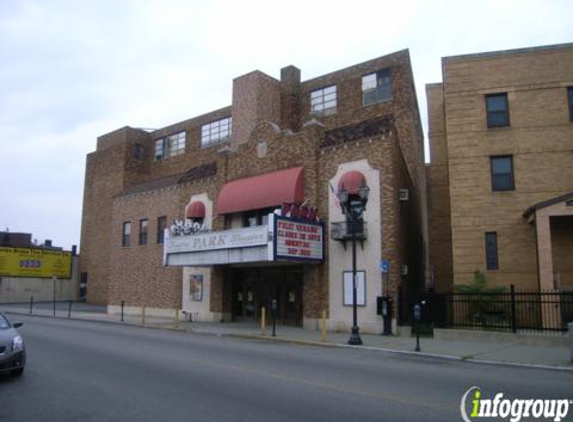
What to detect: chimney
<box><xmin>230</xmin><ymin>71</ymin><xmax>281</xmax><ymax>146</ymax></box>
<box><xmin>280</xmin><ymin>65</ymin><xmax>301</xmax><ymax>132</ymax></box>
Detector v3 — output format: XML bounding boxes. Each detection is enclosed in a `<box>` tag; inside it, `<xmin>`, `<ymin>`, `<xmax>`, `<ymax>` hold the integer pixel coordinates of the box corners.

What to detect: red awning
<box><xmin>217</xmin><ymin>167</ymin><xmax>304</xmax><ymax>214</ymax></box>
<box><xmin>338</xmin><ymin>171</ymin><xmax>366</xmax><ymax>195</ymax></box>
<box><xmin>186</xmin><ymin>201</ymin><xmax>206</xmax><ymax>219</ymax></box>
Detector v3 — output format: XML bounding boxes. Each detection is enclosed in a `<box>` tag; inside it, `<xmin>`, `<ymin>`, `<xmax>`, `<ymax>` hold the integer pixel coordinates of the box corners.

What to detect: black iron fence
<box><xmin>403</xmin><ymin>286</ymin><xmax>573</xmax><ymax>334</ymax></box>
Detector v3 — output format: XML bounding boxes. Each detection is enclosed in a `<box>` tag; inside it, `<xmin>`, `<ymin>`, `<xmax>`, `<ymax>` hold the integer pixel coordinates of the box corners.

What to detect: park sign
<box><xmin>0</xmin><ymin>247</ymin><xmax>73</xmax><ymax>279</ymax></box>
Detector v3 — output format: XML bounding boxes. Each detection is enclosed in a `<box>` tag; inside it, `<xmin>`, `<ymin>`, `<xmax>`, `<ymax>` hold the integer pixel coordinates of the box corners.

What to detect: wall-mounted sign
<box><xmin>189</xmin><ymin>274</ymin><xmax>203</xmax><ymax>301</ymax></box>
<box><xmin>343</xmin><ymin>271</ymin><xmax>366</xmax><ymax>306</ymax></box>
<box><xmin>281</xmin><ymin>203</ymin><xmax>320</xmax><ymax>222</ymax></box>
<box><xmin>274</xmin><ymin>216</ymin><xmax>324</xmax><ymax>262</ymax></box>
<box><xmin>165</xmin><ymin>225</ymin><xmax>268</xmax><ymax>255</ymax></box>
<box><xmin>0</xmin><ymin>247</ymin><xmax>72</xmax><ymax>279</ymax></box>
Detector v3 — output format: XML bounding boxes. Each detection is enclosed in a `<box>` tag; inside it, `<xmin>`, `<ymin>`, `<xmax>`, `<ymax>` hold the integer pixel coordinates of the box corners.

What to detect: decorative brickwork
<box><xmin>320</xmin><ymin>116</ymin><xmax>394</xmax><ymax>148</ymax></box>
<box><xmin>80</xmin><ymin>49</ymin><xmax>428</xmax><ymax>330</ymax></box>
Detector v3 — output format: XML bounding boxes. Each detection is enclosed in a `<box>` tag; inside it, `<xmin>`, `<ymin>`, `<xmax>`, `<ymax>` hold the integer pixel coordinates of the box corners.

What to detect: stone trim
<box><xmin>320</xmin><ymin>115</ymin><xmax>394</xmax><ymax>148</ymax></box>
<box><xmin>178</xmin><ymin>162</ymin><xmax>217</xmax><ymax>184</ymax></box>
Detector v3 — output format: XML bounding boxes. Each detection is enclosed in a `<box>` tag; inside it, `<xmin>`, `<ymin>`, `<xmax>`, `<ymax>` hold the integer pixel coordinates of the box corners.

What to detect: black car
<box><xmin>0</xmin><ymin>312</ymin><xmax>26</xmax><ymax>377</ymax></box>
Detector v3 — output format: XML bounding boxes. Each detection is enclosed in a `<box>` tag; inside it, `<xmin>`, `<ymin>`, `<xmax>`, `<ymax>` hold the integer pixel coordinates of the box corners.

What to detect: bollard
<box><xmin>413</xmin><ymin>304</ymin><xmax>421</xmax><ymax>352</ymax></box>
<box><xmin>29</xmin><ymin>295</ymin><xmax>34</xmax><ymax>315</ymax></box>
<box><xmin>174</xmin><ymin>308</ymin><xmax>179</xmax><ymax>328</ymax></box>
<box><xmin>321</xmin><ymin>310</ymin><xmax>327</xmax><ymax>342</ymax></box>
<box><xmin>53</xmin><ymin>276</ymin><xmax>56</xmax><ymax>317</ymax></box>
<box><xmin>567</xmin><ymin>322</ymin><xmax>573</xmax><ymax>363</ymax></box>
<box><xmin>271</xmin><ymin>299</ymin><xmax>277</xmax><ymax>337</ymax></box>
<box><xmin>68</xmin><ymin>301</ymin><xmax>72</xmax><ymax>319</ymax></box>
<box><xmin>141</xmin><ymin>305</ymin><xmax>146</xmax><ymax>326</ymax></box>
<box><xmin>261</xmin><ymin>306</ymin><xmax>266</xmax><ymax>336</ymax></box>
<box><xmin>121</xmin><ymin>301</ymin><xmax>125</xmax><ymax>322</ymax></box>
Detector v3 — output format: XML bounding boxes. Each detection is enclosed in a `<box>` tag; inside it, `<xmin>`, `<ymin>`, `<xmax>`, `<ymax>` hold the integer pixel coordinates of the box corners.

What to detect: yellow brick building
<box><xmin>427</xmin><ymin>43</ymin><xmax>573</xmax><ymax>292</ymax></box>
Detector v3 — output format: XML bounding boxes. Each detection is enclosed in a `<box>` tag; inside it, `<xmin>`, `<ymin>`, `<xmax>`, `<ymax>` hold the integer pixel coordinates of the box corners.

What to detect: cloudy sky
<box><xmin>1</xmin><ymin>0</ymin><xmax>571</xmax><ymax>250</ymax></box>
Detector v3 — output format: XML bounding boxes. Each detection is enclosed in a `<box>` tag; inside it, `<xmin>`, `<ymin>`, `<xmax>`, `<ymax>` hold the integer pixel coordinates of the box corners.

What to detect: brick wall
<box><xmin>426</xmin><ymin>83</ymin><xmax>453</xmax><ymax>292</ymax></box>
<box><xmin>427</xmin><ymin>43</ymin><xmax>573</xmax><ymax>291</ymax></box>
<box><xmin>81</xmin><ymin>49</ymin><xmax>428</xmax><ymax>323</ymax></box>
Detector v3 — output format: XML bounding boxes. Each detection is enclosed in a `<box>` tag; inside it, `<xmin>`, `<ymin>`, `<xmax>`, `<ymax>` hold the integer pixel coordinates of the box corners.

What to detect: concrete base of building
<box><xmin>189</xmin><ymin>311</ymin><xmax>231</xmax><ymax>323</ymax></box>
<box><xmin>107</xmin><ymin>305</ymin><xmax>176</xmax><ymax>319</ymax></box>
<box><xmin>398</xmin><ymin>326</ymin><xmax>412</xmax><ymax>337</ymax></box>
<box><xmin>107</xmin><ymin>305</ymin><xmax>232</xmax><ymax>324</ymax></box>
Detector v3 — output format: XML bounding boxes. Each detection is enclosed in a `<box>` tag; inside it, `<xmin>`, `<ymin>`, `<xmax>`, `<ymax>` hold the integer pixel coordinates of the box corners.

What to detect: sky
<box><xmin>0</xmin><ymin>0</ymin><xmax>571</xmax><ymax>251</ymax></box>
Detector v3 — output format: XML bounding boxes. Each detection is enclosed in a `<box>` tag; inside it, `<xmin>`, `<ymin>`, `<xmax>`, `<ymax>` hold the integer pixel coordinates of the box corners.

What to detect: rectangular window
<box><xmin>310</xmin><ymin>85</ymin><xmax>337</xmax><ymax>115</ymax></box>
<box><xmin>568</xmin><ymin>87</ymin><xmax>573</xmax><ymax>122</ymax></box>
<box><xmin>134</xmin><ymin>143</ymin><xmax>144</xmax><ymax>160</ymax></box>
<box><xmin>154</xmin><ymin>131</ymin><xmax>186</xmax><ymax>161</ymax></box>
<box><xmin>201</xmin><ymin>117</ymin><xmax>232</xmax><ymax>148</ymax></box>
<box><xmin>485</xmin><ymin>232</ymin><xmax>499</xmax><ymax>270</ymax></box>
<box><xmin>224</xmin><ymin>214</ymin><xmax>233</xmax><ymax>230</ymax></box>
<box><xmin>486</xmin><ymin>93</ymin><xmax>509</xmax><ymax>128</ymax></box>
<box><xmin>122</xmin><ymin>222</ymin><xmax>131</xmax><ymax>247</ymax></box>
<box><xmin>490</xmin><ymin>155</ymin><xmax>515</xmax><ymax>191</ymax></box>
<box><xmin>362</xmin><ymin>69</ymin><xmax>392</xmax><ymax>106</ymax></box>
<box><xmin>242</xmin><ymin>207</ymin><xmax>275</xmax><ymax>228</ymax></box>
<box><xmin>157</xmin><ymin>216</ymin><xmax>167</xmax><ymax>244</ymax></box>
<box><xmin>139</xmin><ymin>219</ymin><xmax>148</xmax><ymax>245</ymax></box>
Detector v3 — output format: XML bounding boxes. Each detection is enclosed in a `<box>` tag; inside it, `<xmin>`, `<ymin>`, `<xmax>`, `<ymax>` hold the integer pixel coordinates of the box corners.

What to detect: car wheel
<box><xmin>10</xmin><ymin>368</ymin><xmax>24</xmax><ymax>377</ymax></box>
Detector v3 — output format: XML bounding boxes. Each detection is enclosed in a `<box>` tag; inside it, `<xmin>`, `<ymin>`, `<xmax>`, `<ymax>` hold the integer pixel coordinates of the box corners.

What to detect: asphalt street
<box><xmin>0</xmin><ymin>315</ymin><xmax>571</xmax><ymax>422</ymax></box>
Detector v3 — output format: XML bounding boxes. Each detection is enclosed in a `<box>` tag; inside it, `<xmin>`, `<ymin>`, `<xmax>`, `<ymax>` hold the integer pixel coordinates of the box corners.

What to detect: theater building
<box><xmin>80</xmin><ymin>49</ymin><xmax>428</xmax><ymax>333</ymax></box>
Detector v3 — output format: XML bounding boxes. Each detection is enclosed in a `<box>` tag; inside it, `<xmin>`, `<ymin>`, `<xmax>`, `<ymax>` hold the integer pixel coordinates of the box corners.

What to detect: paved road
<box><xmin>0</xmin><ymin>316</ymin><xmax>571</xmax><ymax>422</ymax></box>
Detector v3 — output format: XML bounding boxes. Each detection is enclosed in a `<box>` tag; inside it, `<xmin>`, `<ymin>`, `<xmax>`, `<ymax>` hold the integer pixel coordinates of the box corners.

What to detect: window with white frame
<box><xmin>310</xmin><ymin>85</ymin><xmax>337</xmax><ymax>115</ymax></box>
<box><xmin>122</xmin><ymin>222</ymin><xmax>131</xmax><ymax>247</ymax></box>
<box><xmin>362</xmin><ymin>69</ymin><xmax>392</xmax><ymax>105</ymax></box>
<box><xmin>201</xmin><ymin>117</ymin><xmax>232</xmax><ymax>148</ymax></box>
<box><xmin>154</xmin><ymin>131</ymin><xmax>186</xmax><ymax>161</ymax></box>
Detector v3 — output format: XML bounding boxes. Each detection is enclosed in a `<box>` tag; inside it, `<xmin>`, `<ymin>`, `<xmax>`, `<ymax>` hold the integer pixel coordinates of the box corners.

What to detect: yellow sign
<box><xmin>0</xmin><ymin>247</ymin><xmax>72</xmax><ymax>279</ymax></box>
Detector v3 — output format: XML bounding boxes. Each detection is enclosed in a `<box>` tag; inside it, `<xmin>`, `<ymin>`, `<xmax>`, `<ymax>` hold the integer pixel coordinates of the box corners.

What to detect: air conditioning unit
<box><xmin>401</xmin><ymin>264</ymin><xmax>409</xmax><ymax>276</ymax></box>
<box><xmin>399</xmin><ymin>189</ymin><xmax>409</xmax><ymax>202</ymax></box>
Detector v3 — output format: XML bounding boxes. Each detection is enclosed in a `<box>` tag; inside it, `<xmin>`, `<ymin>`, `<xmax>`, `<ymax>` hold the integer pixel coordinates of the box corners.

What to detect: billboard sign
<box><xmin>0</xmin><ymin>247</ymin><xmax>73</xmax><ymax>279</ymax></box>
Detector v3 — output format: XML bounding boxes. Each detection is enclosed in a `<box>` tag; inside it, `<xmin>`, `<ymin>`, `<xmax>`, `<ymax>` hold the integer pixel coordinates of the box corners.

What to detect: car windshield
<box><xmin>0</xmin><ymin>314</ymin><xmax>10</xmax><ymax>330</ymax></box>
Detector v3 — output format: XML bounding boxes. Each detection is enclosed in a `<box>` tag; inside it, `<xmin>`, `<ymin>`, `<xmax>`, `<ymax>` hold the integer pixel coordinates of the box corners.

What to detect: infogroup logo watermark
<box><xmin>460</xmin><ymin>386</ymin><xmax>572</xmax><ymax>422</ymax></box>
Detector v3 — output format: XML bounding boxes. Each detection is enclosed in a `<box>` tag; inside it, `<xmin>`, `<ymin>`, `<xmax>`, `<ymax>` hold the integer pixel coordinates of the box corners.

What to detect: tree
<box><xmin>454</xmin><ymin>270</ymin><xmax>505</xmax><ymax>294</ymax></box>
<box><xmin>454</xmin><ymin>271</ymin><xmax>507</xmax><ymax>328</ymax></box>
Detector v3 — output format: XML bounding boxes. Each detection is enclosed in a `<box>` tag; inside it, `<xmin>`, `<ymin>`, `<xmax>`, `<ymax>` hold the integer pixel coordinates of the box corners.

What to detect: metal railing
<box><xmin>404</xmin><ymin>286</ymin><xmax>573</xmax><ymax>334</ymax></box>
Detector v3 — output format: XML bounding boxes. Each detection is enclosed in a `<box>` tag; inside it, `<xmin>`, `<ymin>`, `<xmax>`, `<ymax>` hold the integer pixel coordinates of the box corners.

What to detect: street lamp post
<box><xmin>339</xmin><ymin>185</ymin><xmax>369</xmax><ymax>346</ymax></box>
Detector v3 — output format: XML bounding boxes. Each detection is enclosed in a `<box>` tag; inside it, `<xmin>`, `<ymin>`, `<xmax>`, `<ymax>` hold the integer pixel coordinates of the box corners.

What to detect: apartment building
<box><xmin>427</xmin><ymin>43</ymin><xmax>573</xmax><ymax>293</ymax></box>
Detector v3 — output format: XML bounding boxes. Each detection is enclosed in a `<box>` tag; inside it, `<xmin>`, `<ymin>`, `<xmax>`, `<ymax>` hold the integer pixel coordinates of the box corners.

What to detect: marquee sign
<box><xmin>165</xmin><ymin>225</ymin><xmax>268</xmax><ymax>254</ymax></box>
<box><xmin>273</xmin><ymin>216</ymin><xmax>324</xmax><ymax>262</ymax></box>
<box><xmin>163</xmin><ymin>211</ymin><xmax>324</xmax><ymax>266</ymax></box>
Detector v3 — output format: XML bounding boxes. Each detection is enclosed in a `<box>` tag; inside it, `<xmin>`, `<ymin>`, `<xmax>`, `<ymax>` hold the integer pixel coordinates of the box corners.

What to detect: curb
<box><xmin>4</xmin><ymin>310</ymin><xmax>572</xmax><ymax>372</ymax></box>
<box><xmin>2</xmin><ymin>310</ymin><xmax>179</xmax><ymax>331</ymax></box>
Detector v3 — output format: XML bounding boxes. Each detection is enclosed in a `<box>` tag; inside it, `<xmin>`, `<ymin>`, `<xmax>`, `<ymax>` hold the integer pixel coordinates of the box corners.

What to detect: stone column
<box><xmin>535</xmin><ymin>214</ymin><xmax>553</xmax><ymax>291</ymax></box>
<box><xmin>535</xmin><ymin>213</ymin><xmax>560</xmax><ymax>330</ymax></box>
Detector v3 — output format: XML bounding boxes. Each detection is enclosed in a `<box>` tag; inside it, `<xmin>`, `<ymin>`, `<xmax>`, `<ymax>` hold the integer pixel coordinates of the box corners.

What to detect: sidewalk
<box><xmin>2</xmin><ymin>302</ymin><xmax>571</xmax><ymax>370</ymax></box>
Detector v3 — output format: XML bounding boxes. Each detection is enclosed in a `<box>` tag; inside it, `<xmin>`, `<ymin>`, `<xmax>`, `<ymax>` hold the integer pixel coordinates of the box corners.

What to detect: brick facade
<box><xmin>80</xmin><ymin>49</ymin><xmax>427</xmax><ymax>331</ymax></box>
<box><xmin>427</xmin><ymin>43</ymin><xmax>573</xmax><ymax>291</ymax></box>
